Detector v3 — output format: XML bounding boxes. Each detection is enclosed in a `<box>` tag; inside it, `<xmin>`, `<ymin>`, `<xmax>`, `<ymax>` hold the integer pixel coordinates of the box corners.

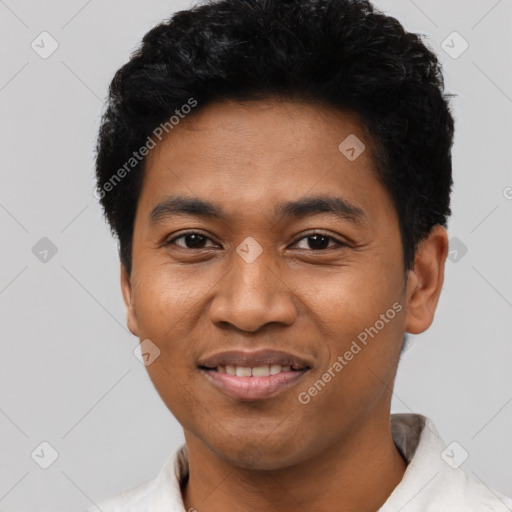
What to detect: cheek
<box><xmin>131</xmin><ymin>263</ymin><xmax>206</xmax><ymax>334</ymax></box>
<box><xmin>297</xmin><ymin>261</ymin><xmax>402</xmax><ymax>342</ymax></box>
<box><xmin>131</xmin><ymin>270</ymin><xmax>200</xmax><ymax>413</ymax></box>
<box><xmin>129</xmin><ymin>272</ymin><xmax>196</xmax><ymax>387</ymax></box>
<box><xmin>295</xmin><ymin>259</ymin><xmax>405</xmax><ymax>395</ymax></box>
<box><xmin>145</xmin><ymin>362</ymin><xmax>203</xmax><ymax>434</ymax></box>
<box><xmin>296</xmin><ymin>303</ymin><xmax>405</xmax><ymax>440</ymax></box>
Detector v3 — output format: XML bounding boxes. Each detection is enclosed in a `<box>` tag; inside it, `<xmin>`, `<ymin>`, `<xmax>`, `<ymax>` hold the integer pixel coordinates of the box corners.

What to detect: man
<box><xmin>85</xmin><ymin>0</ymin><xmax>512</xmax><ymax>510</ymax></box>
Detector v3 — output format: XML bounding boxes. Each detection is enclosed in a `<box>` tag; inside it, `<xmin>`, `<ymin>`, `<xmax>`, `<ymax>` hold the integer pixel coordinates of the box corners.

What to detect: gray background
<box><xmin>0</xmin><ymin>0</ymin><xmax>511</xmax><ymax>510</ymax></box>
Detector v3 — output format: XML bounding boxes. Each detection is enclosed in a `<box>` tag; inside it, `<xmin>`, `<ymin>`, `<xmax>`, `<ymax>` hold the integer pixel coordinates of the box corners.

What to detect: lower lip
<box><xmin>200</xmin><ymin>368</ymin><xmax>309</xmax><ymax>400</ymax></box>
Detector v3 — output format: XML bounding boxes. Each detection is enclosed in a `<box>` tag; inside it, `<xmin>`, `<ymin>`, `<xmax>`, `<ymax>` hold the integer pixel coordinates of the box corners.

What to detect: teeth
<box><xmin>252</xmin><ymin>365</ymin><xmax>270</xmax><ymax>377</ymax></box>
<box><xmin>235</xmin><ymin>366</ymin><xmax>252</xmax><ymax>377</ymax></box>
<box><xmin>270</xmin><ymin>364</ymin><xmax>282</xmax><ymax>375</ymax></box>
<box><xmin>213</xmin><ymin>364</ymin><xmax>301</xmax><ymax>376</ymax></box>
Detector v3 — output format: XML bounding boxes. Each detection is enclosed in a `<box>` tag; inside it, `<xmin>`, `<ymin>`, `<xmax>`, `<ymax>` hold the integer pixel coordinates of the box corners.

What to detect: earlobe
<box><xmin>120</xmin><ymin>263</ymin><xmax>139</xmax><ymax>337</ymax></box>
<box><xmin>404</xmin><ymin>225</ymin><xmax>449</xmax><ymax>335</ymax></box>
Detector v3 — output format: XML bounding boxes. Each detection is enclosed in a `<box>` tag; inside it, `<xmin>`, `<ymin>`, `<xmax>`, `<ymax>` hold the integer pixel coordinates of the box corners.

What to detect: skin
<box><xmin>120</xmin><ymin>98</ymin><xmax>448</xmax><ymax>512</ymax></box>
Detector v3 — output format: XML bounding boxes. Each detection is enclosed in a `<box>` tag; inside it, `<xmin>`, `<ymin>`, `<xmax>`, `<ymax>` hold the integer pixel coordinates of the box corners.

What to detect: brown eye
<box><xmin>293</xmin><ymin>233</ymin><xmax>345</xmax><ymax>250</ymax></box>
<box><xmin>165</xmin><ymin>232</ymin><xmax>217</xmax><ymax>249</ymax></box>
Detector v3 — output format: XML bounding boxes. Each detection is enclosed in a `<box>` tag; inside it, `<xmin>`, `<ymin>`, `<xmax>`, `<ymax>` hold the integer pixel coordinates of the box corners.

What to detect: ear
<box><xmin>120</xmin><ymin>263</ymin><xmax>139</xmax><ymax>337</ymax></box>
<box><xmin>404</xmin><ymin>225</ymin><xmax>449</xmax><ymax>335</ymax></box>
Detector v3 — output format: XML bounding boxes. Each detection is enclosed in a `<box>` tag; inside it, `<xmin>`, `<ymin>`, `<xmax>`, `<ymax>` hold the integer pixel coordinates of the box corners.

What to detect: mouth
<box><xmin>197</xmin><ymin>349</ymin><xmax>312</xmax><ymax>401</ymax></box>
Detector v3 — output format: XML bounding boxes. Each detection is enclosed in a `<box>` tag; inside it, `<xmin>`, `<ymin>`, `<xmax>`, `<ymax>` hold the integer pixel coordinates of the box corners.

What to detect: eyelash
<box><xmin>163</xmin><ymin>230</ymin><xmax>347</xmax><ymax>251</ymax></box>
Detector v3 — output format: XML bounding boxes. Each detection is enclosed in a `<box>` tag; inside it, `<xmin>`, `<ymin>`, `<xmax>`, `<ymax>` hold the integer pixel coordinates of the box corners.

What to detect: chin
<box><xmin>210</xmin><ymin>437</ymin><xmax>308</xmax><ymax>471</ymax></box>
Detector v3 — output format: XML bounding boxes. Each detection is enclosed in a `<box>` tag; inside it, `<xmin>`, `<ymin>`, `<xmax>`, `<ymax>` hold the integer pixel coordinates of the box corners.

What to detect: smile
<box><xmin>197</xmin><ymin>348</ymin><xmax>312</xmax><ymax>400</ymax></box>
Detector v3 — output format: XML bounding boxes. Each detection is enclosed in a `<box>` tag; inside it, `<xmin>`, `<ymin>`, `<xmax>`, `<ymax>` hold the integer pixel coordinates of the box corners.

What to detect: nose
<box><xmin>208</xmin><ymin>247</ymin><xmax>297</xmax><ymax>332</ymax></box>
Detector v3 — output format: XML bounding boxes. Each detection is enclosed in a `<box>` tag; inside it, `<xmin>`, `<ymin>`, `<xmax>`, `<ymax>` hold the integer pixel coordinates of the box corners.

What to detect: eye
<box><xmin>163</xmin><ymin>231</ymin><xmax>347</xmax><ymax>252</ymax></box>
<box><xmin>164</xmin><ymin>231</ymin><xmax>218</xmax><ymax>250</ymax></box>
<box><xmin>291</xmin><ymin>233</ymin><xmax>346</xmax><ymax>251</ymax></box>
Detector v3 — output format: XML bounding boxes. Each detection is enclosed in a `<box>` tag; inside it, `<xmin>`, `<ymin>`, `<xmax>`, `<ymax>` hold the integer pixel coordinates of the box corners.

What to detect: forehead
<box><xmin>146</xmin><ymin>98</ymin><xmax>370</xmax><ymax>165</ymax></box>
<box><xmin>136</xmin><ymin>98</ymin><xmax>393</xmax><ymax>227</ymax></box>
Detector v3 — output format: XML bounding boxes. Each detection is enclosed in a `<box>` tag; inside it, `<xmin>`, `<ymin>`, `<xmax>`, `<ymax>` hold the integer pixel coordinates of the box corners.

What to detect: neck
<box><xmin>181</xmin><ymin>413</ymin><xmax>407</xmax><ymax>512</ymax></box>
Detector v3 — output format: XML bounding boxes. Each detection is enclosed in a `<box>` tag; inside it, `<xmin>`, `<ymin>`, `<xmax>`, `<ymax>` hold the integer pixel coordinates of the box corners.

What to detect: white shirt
<box><xmin>81</xmin><ymin>413</ymin><xmax>512</xmax><ymax>511</ymax></box>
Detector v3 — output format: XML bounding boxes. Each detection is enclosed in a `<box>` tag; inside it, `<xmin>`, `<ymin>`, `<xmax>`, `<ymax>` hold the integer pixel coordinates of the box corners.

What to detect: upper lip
<box><xmin>198</xmin><ymin>349</ymin><xmax>312</xmax><ymax>369</ymax></box>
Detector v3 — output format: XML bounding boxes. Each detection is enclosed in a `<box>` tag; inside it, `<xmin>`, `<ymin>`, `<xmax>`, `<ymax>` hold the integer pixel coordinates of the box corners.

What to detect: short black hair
<box><xmin>95</xmin><ymin>0</ymin><xmax>455</xmax><ymax>276</ymax></box>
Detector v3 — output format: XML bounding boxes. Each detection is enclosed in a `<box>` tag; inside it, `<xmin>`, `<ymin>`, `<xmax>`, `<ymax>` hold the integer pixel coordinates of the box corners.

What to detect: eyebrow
<box><xmin>148</xmin><ymin>194</ymin><xmax>368</xmax><ymax>226</ymax></box>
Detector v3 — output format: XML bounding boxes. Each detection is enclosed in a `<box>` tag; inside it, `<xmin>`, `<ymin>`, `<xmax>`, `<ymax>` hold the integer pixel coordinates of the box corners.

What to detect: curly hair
<box><xmin>95</xmin><ymin>0</ymin><xmax>455</xmax><ymax>275</ymax></box>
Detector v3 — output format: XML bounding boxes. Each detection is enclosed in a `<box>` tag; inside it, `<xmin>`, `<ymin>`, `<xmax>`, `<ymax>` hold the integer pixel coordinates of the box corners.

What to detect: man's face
<box><xmin>123</xmin><ymin>99</ymin><xmax>413</xmax><ymax>469</ymax></box>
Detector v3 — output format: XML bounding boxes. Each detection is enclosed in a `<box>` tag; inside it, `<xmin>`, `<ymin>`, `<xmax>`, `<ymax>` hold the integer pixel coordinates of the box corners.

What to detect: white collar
<box><xmin>92</xmin><ymin>413</ymin><xmax>512</xmax><ymax>511</ymax></box>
